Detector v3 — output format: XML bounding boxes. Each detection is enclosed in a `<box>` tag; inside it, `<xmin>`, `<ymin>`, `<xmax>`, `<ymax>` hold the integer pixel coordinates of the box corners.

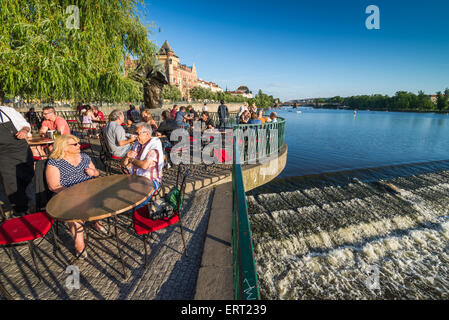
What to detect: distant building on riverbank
<box><xmin>428</xmin><ymin>94</ymin><xmax>447</xmax><ymax>104</ymax></box>
<box><xmin>198</xmin><ymin>79</ymin><xmax>224</xmax><ymax>93</ymax></box>
<box><xmin>227</xmin><ymin>85</ymin><xmax>253</xmax><ymax>99</ymax></box>
<box><xmin>157</xmin><ymin>40</ymin><xmax>198</xmax><ymax>100</ymax></box>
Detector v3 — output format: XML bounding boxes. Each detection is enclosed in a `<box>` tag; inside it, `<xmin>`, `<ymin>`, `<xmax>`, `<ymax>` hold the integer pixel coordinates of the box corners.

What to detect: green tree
<box><xmin>162</xmin><ymin>85</ymin><xmax>181</xmax><ymax>101</ymax></box>
<box><xmin>436</xmin><ymin>91</ymin><xmax>446</xmax><ymax>111</ymax></box>
<box><xmin>0</xmin><ymin>0</ymin><xmax>155</xmax><ymax>104</ymax></box>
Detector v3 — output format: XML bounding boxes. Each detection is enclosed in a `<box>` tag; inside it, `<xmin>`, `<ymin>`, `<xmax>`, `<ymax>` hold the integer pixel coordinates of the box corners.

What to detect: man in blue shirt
<box><xmin>248</xmin><ymin>112</ymin><xmax>262</xmax><ymax>125</ymax></box>
<box><xmin>174</xmin><ymin>106</ymin><xmax>190</xmax><ymax>129</ymax></box>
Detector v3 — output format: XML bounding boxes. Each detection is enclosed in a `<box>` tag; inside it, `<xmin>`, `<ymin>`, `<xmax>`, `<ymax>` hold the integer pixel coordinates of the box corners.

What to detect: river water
<box><xmin>278</xmin><ymin>108</ymin><xmax>449</xmax><ymax>178</ymax></box>
<box><xmin>248</xmin><ymin>108</ymin><xmax>449</xmax><ymax>299</ymax></box>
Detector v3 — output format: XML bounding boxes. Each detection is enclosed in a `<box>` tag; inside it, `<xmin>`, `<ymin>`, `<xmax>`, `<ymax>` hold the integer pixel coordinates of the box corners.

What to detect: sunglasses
<box><xmin>68</xmin><ymin>142</ymin><xmax>80</xmax><ymax>147</ymax></box>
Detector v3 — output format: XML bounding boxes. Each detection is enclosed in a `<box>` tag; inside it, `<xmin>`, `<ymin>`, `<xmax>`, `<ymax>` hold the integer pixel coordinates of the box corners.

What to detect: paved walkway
<box><xmin>0</xmin><ymin>187</ymin><xmax>216</xmax><ymax>300</ymax></box>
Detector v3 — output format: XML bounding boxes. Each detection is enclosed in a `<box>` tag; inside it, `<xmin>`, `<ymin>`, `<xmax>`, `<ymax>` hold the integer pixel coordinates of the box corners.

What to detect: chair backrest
<box><xmin>167</xmin><ymin>164</ymin><xmax>190</xmax><ymax>212</ymax></box>
<box><xmin>34</xmin><ymin>159</ymin><xmax>53</xmax><ymax>211</ymax></box>
<box><xmin>0</xmin><ymin>200</ymin><xmax>6</xmax><ymax>221</ymax></box>
<box><xmin>99</xmin><ymin>126</ymin><xmax>113</xmax><ymax>156</ymax></box>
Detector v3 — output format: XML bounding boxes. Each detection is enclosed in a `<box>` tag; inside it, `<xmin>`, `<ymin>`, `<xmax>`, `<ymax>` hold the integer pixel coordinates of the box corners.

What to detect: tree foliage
<box><xmin>248</xmin><ymin>89</ymin><xmax>277</xmax><ymax>108</ymax></box>
<box><xmin>0</xmin><ymin>0</ymin><xmax>155</xmax><ymax>103</ymax></box>
<box><xmin>324</xmin><ymin>90</ymin><xmax>446</xmax><ymax>111</ymax></box>
<box><xmin>161</xmin><ymin>85</ymin><xmax>181</xmax><ymax>101</ymax></box>
<box><xmin>189</xmin><ymin>86</ymin><xmax>250</xmax><ymax>103</ymax></box>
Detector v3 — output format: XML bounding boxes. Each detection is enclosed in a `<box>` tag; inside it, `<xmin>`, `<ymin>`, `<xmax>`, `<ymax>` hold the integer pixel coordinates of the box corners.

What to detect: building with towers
<box><xmin>157</xmin><ymin>40</ymin><xmax>198</xmax><ymax>100</ymax></box>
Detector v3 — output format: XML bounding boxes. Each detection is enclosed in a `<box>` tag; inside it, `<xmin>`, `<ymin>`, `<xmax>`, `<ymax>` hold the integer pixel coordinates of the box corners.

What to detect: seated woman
<box><xmin>239</xmin><ymin>110</ymin><xmax>250</xmax><ymax>124</ymax></box>
<box><xmin>141</xmin><ymin>109</ymin><xmax>158</xmax><ymax>133</ymax></box>
<box><xmin>46</xmin><ymin>134</ymin><xmax>104</xmax><ymax>257</ymax></box>
<box><xmin>82</xmin><ymin>105</ymin><xmax>99</xmax><ymax>137</ymax></box>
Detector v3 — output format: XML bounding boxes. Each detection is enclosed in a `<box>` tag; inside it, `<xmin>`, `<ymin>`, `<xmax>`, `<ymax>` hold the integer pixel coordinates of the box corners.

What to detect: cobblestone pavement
<box><xmin>0</xmin><ymin>187</ymin><xmax>215</xmax><ymax>300</ymax></box>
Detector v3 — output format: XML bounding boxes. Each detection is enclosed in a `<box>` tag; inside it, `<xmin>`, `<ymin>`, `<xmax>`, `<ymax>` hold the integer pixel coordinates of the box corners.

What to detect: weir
<box><xmin>246</xmin><ymin>161</ymin><xmax>449</xmax><ymax>299</ymax></box>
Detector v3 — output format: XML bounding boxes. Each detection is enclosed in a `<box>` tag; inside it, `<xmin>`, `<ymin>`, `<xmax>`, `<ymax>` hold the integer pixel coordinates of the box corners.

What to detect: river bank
<box><xmin>312</xmin><ymin>105</ymin><xmax>449</xmax><ymax>114</ymax></box>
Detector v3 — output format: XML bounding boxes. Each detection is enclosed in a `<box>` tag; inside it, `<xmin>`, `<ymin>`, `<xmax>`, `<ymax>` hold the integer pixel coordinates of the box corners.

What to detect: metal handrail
<box><xmin>232</xmin><ymin>140</ymin><xmax>260</xmax><ymax>300</ymax></box>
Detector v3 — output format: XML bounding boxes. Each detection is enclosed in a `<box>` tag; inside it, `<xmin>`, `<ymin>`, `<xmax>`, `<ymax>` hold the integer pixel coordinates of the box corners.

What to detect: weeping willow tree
<box><xmin>0</xmin><ymin>0</ymin><xmax>156</xmax><ymax>104</ymax></box>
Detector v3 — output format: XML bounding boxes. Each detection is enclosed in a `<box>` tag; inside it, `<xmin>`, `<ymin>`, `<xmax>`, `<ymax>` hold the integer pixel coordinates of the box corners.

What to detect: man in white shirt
<box><xmin>0</xmin><ymin>106</ymin><xmax>34</xmax><ymax>214</ymax></box>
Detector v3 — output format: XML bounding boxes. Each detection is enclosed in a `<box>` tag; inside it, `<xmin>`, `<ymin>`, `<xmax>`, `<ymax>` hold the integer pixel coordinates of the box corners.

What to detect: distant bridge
<box><xmin>281</xmin><ymin>101</ymin><xmax>346</xmax><ymax>108</ymax></box>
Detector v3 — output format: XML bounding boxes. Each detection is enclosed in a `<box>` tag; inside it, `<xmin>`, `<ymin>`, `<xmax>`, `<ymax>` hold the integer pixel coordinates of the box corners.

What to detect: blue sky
<box><xmin>137</xmin><ymin>0</ymin><xmax>449</xmax><ymax>101</ymax></box>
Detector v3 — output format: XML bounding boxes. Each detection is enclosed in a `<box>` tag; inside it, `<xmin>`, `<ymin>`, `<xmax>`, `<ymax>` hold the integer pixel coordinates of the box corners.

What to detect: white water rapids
<box><xmin>247</xmin><ymin>169</ymin><xmax>449</xmax><ymax>299</ymax></box>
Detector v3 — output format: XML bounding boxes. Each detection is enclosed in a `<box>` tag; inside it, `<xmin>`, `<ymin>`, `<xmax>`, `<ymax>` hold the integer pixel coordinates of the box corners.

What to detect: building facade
<box><xmin>198</xmin><ymin>79</ymin><xmax>224</xmax><ymax>93</ymax></box>
<box><xmin>157</xmin><ymin>41</ymin><xmax>198</xmax><ymax>100</ymax></box>
<box><xmin>228</xmin><ymin>85</ymin><xmax>253</xmax><ymax>99</ymax></box>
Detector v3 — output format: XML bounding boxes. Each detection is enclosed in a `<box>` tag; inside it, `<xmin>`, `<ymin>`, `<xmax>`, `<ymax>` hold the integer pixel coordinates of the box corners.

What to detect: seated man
<box><xmin>40</xmin><ymin>106</ymin><xmax>70</xmax><ymax>136</ymax></box>
<box><xmin>200</xmin><ymin>111</ymin><xmax>215</xmax><ymax>131</ymax></box>
<box><xmin>127</xmin><ymin>104</ymin><xmax>141</xmax><ymax>127</ymax></box>
<box><xmin>104</xmin><ymin>109</ymin><xmax>136</xmax><ymax>158</ymax></box>
<box><xmin>248</xmin><ymin>112</ymin><xmax>262</xmax><ymax>125</ymax></box>
<box><xmin>122</xmin><ymin>123</ymin><xmax>164</xmax><ymax>208</ymax></box>
<box><xmin>174</xmin><ymin>106</ymin><xmax>190</xmax><ymax>129</ymax></box>
<box><xmin>187</xmin><ymin>105</ymin><xmax>198</xmax><ymax>121</ymax></box>
<box><xmin>156</xmin><ymin>110</ymin><xmax>178</xmax><ymax>146</ymax></box>
<box><xmin>92</xmin><ymin>105</ymin><xmax>105</xmax><ymax>121</ymax></box>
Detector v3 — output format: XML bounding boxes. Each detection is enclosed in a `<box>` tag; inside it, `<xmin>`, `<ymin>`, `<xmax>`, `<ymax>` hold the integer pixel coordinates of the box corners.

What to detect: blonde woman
<box><xmin>46</xmin><ymin>134</ymin><xmax>103</xmax><ymax>256</ymax></box>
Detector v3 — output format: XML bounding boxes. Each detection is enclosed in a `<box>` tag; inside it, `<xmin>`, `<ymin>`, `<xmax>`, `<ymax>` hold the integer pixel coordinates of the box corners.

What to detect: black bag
<box><xmin>147</xmin><ymin>199</ymin><xmax>175</xmax><ymax>220</ymax></box>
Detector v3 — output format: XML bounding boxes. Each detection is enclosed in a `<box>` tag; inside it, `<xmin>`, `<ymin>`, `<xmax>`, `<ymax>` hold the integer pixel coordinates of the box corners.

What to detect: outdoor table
<box><xmin>46</xmin><ymin>174</ymin><xmax>154</xmax><ymax>278</ymax></box>
<box><xmin>27</xmin><ymin>136</ymin><xmax>55</xmax><ymax>157</ymax></box>
<box><xmin>27</xmin><ymin>136</ymin><xmax>54</xmax><ymax>146</ymax></box>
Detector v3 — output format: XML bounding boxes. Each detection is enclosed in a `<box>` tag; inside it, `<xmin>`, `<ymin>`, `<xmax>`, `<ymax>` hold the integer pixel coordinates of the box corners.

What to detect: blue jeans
<box><xmin>135</xmin><ymin>179</ymin><xmax>161</xmax><ymax>210</ymax></box>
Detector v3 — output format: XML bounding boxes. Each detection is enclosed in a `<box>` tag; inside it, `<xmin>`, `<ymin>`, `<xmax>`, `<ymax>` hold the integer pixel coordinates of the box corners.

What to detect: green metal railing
<box><xmin>232</xmin><ymin>117</ymin><xmax>286</xmax><ymax>165</ymax></box>
<box><xmin>232</xmin><ymin>141</ymin><xmax>261</xmax><ymax>300</ymax></box>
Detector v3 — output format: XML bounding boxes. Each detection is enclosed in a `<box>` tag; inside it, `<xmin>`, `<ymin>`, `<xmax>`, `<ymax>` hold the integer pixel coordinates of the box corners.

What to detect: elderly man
<box><xmin>40</xmin><ymin>106</ymin><xmax>70</xmax><ymax>136</ymax></box>
<box><xmin>104</xmin><ymin>109</ymin><xmax>136</xmax><ymax>158</ymax></box>
<box><xmin>0</xmin><ymin>105</ymin><xmax>34</xmax><ymax>214</ymax></box>
<box><xmin>122</xmin><ymin>123</ymin><xmax>164</xmax><ymax>208</ymax></box>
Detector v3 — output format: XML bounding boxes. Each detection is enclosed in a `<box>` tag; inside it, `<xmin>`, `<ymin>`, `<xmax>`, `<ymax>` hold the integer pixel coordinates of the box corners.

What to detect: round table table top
<box><xmin>27</xmin><ymin>137</ymin><xmax>55</xmax><ymax>145</ymax></box>
<box><xmin>46</xmin><ymin>175</ymin><xmax>154</xmax><ymax>222</ymax></box>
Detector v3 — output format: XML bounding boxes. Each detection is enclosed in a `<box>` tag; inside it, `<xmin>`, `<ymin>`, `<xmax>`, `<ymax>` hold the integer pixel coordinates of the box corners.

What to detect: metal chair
<box><xmin>0</xmin><ymin>209</ymin><xmax>62</xmax><ymax>300</ymax></box>
<box><xmin>98</xmin><ymin>127</ymin><xmax>123</xmax><ymax>175</ymax></box>
<box><xmin>132</xmin><ymin>165</ymin><xmax>190</xmax><ymax>267</ymax></box>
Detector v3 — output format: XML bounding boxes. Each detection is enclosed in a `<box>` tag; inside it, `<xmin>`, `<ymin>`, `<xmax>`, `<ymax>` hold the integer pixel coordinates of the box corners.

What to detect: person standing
<box><xmin>217</xmin><ymin>100</ymin><xmax>229</xmax><ymax>129</ymax></box>
<box><xmin>0</xmin><ymin>105</ymin><xmax>34</xmax><ymax>214</ymax></box>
